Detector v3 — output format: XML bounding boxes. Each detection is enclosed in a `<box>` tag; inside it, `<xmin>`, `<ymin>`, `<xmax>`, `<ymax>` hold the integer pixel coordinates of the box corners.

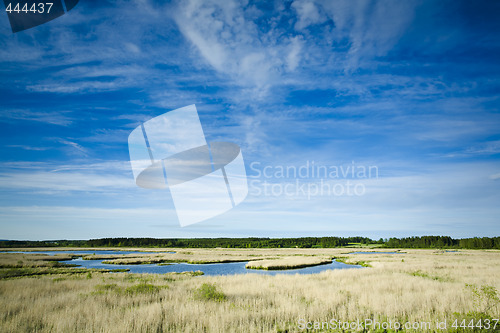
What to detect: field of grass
<box><xmin>0</xmin><ymin>248</ymin><xmax>499</xmax><ymax>332</ymax></box>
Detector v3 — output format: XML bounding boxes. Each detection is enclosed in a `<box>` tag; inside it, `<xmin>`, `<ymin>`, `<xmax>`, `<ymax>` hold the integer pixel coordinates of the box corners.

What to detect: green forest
<box><xmin>1</xmin><ymin>236</ymin><xmax>499</xmax><ymax>249</ymax></box>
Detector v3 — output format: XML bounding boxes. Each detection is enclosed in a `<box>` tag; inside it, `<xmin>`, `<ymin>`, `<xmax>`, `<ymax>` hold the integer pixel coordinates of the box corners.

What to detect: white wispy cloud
<box><xmin>292</xmin><ymin>0</ymin><xmax>327</xmax><ymax>30</ymax></box>
<box><xmin>319</xmin><ymin>0</ymin><xmax>419</xmax><ymax>71</ymax></box>
<box><xmin>174</xmin><ymin>0</ymin><xmax>307</xmax><ymax>91</ymax></box>
<box><xmin>172</xmin><ymin>0</ymin><xmax>419</xmax><ymax>91</ymax></box>
<box><xmin>0</xmin><ymin>160</ymin><xmax>133</xmax><ymax>193</ymax></box>
<box><xmin>56</xmin><ymin>139</ymin><xmax>89</xmax><ymax>156</ymax></box>
<box><xmin>0</xmin><ymin>169</ymin><xmax>132</xmax><ymax>192</ymax></box>
<box><xmin>0</xmin><ymin>109</ymin><xmax>73</xmax><ymax>126</ymax></box>
<box><xmin>466</xmin><ymin>141</ymin><xmax>500</xmax><ymax>155</ymax></box>
<box><xmin>5</xmin><ymin>145</ymin><xmax>50</xmax><ymax>151</ymax></box>
<box><xmin>27</xmin><ymin>80</ymin><xmax>132</xmax><ymax>93</ymax></box>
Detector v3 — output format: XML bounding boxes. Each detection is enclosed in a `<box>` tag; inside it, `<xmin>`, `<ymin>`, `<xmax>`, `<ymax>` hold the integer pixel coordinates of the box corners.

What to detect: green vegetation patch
<box><xmin>466</xmin><ymin>284</ymin><xmax>500</xmax><ymax>314</ymax></box>
<box><xmin>194</xmin><ymin>283</ymin><xmax>226</xmax><ymax>302</ymax></box>
<box><xmin>125</xmin><ymin>283</ymin><xmax>162</xmax><ymax>294</ymax></box>
<box><xmin>409</xmin><ymin>270</ymin><xmax>450</xmax><ymax>282</ymax></box>
<box><xmin>93</xmin><ymin>282</ymin><xmax>166</xmax><ymax>295</ymax></box>
<box><xmin>334</xmin><ymin>257</ymin><xmax>371</xmax><ymax>267</ymax></box>
<box><xmin>94</xmin><ymin>283</ymin><xmax>122</xmax><ymax>294</ymax></box>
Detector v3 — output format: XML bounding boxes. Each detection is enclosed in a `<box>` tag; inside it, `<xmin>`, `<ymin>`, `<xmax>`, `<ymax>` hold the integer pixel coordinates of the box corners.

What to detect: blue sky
<box><xmin>0</xmin><ymin>0</ymin><xmax>499</xmax><ymax>240</ymax></box>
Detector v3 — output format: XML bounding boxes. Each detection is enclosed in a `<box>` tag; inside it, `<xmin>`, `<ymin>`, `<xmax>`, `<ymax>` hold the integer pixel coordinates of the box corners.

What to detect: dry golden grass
<box><xmin>99</xmin><ymin>252</ymin><xmax>261</xmax><ymax>265</ymax></box>
<box><xmin>84</xmin><ymin>248</ymin><xmax>338</xmax><ymax>265</ymax></box>
<box><xmin>0</xmin><ymin>252</ymin><xmax>76</xmax><ymax>268</ymax></box>
<box><xmin>246</xmin><ymin>256</ymin><xmax>332</xmax><ymax>270</ymax></box>
<box><xmin>0</xmin><ymin>248</ymin><xmax>499</xmax><ymax>332</ymax></box>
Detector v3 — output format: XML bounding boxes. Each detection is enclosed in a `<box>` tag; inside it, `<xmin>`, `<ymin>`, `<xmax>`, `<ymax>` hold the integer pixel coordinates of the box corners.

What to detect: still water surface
<box><xmin>64</xmin><ymin>257</ymin><xmax>361</xmax><ymax>276</ymax></box>
<box><xmin>2</xmin><ymin>250</ymin><xmax>362</xmax><ymax>276</ymax></box>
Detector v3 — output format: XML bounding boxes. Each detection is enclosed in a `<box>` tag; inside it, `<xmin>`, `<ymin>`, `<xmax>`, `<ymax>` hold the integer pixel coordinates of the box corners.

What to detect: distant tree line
<box><xmin>0</xmin><ymin>237</ymin><xmax>369</xmax><ymax>248</ymax></box>
<box><xmin>384</xmin><ymin>236</ymin><xmax>500</xmax><ymax>249</ymax></box>
<box><xmin>0</xmin><ymin>236</ymin><xmax>498</xmax><ymax>249</ymax></box>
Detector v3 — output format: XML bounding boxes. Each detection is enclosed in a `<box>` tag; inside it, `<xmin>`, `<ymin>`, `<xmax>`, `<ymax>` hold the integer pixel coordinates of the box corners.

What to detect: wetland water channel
<box><xmin>3</xmin><ymin>250</ymin><xmax>362</xmax><ymax>276</ymax></box>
